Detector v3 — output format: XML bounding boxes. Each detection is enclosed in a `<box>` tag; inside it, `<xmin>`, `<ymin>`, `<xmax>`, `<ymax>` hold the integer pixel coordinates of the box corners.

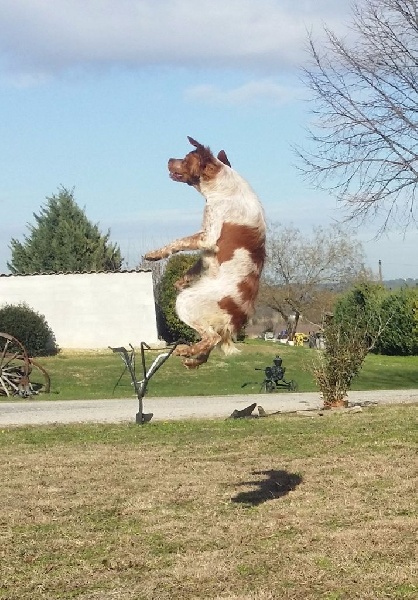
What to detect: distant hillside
<box><xmin>384</xmin><ymin>278</ymin><xmax>418</xmax><ymax>289</ymax></box>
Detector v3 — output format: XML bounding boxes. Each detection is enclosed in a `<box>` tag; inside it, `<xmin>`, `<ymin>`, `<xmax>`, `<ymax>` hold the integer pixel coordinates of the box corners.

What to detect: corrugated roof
<box><xmin>0</xmin><ymin>269</ymin><xmax>151</xmax><ymax>277</ymax></box>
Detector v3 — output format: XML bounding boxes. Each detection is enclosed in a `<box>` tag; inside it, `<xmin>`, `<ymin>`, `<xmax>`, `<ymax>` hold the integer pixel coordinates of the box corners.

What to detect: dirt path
<box><xmin>0</xmin><ymin>389</ymin><xmax>417</xmax><ymax>426</ymax></box>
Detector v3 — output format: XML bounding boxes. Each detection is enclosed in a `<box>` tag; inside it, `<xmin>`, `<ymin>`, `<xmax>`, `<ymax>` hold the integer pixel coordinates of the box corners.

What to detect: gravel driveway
<box><xmin>1</xmin><ymin>389</ymin><xmax>417</xmax><ymax>426</ymax></box>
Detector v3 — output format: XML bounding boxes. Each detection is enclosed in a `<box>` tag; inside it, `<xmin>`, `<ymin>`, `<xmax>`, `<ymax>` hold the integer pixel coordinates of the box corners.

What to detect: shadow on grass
<box><xmin>231</xmin><ymin>469</ymin><xmax>303</xmax><ymax>506</ymax></box>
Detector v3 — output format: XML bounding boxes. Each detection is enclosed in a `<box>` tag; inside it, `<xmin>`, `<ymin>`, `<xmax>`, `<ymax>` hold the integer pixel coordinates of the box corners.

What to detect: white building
<box><xmin>0</xmin><ymin>270</ymin><xmax>159</xmax><ymax>349</ymax></box>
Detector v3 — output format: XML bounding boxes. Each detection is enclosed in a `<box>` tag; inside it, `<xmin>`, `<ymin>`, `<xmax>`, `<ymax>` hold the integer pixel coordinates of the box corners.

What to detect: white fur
<box><xmin>198</xmin><ymin>162</ymin><xmax>265</xmax><ymax>249</ymax></box>
<box><xmin>176</xmin><ymin>160</ymin><xmax>265</xmax><ymax>355</ymax></box>
<box><xmin>145</xmin><ymin>143</ymin><xmax>266</xmax><ymax>366</ymax></box>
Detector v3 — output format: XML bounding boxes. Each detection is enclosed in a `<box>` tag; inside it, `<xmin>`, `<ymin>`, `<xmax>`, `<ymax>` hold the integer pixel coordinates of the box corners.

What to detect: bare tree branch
<box><xmin>297</xmin><ymin>0</ymin><xmax>418</xmax><ymax>230</ymax></box>
<box><xmin>260</xmin><ymin>223</ymin><xmax>371</xmax><ymax>336</ymax></box>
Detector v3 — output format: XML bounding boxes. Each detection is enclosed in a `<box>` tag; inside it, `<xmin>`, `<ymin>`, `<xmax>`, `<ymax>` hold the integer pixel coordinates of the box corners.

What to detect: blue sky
<box><xmin>1</xmin><ymin>0</ymin><xmax>417</xmax><ymax>280</ymax></box>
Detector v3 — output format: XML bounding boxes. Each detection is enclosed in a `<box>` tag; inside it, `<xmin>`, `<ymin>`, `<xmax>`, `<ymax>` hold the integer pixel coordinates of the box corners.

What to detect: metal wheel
<box><xmin>0</xmin><ymin>333</ymin><xmax>31</xmax><ymax>397</ymax></box>
<box><xmin>260</xmin><ymin>380</ymin><xmax>274</xmax><ymax>393</ymax></box>
<box><xmin>28</xmin><ymin>359</ymin><xmax>51</xmax><ymax>394</ymax></box>
<box><xmin>288</xmin><ymin>380</ymin><xmax>298</xmax><ymax>392</ymax></box>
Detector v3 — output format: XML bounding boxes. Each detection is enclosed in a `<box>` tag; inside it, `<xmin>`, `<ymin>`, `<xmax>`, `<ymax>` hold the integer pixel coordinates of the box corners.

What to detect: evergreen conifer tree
<box><xmin>8</xmin><ymin>187</ymin><xmax>123</xmax><ymax>274</ymax></box>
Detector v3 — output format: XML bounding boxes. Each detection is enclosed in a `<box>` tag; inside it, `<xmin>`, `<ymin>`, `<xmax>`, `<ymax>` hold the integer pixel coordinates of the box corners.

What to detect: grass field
<box><xmin>1</xmin><ymin>404</ymin><xmax>417</xmax><ymax>599</ymax></box>
<box><xmin>21</xmin><ymin>340</ymin><xmax>418</xmax><ymax>401</ymax></box>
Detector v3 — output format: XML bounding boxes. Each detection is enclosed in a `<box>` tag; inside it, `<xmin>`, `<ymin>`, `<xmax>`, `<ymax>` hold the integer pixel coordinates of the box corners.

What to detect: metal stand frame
<box><xmin>109</xmin><ymin>340</ymin><xmax>184</xmax><ymax>424</ymax></box>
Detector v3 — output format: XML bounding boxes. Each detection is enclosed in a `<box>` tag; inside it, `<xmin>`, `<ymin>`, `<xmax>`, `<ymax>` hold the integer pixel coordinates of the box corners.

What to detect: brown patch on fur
<box><xmin>201</xmin><ymin>160</ymin><xmax>223</xmax><ymax>181</ymax></box>
<box><xmin>168</xmin><ymin>142</ymin><xmax>222</xmax><ymax>186</ymax></box>
<box><xmin>218</xmin><ymin>296</ymin><xmax>248</xmax><ymax>332</ymax></box>
<box><xmin>238</xmin><ymin>272</ymin><xmax>261</xmax><ymax>313</ymax></box>
<box><xmin>217</xmin><ymin>223</ymin><xmax>266</xmax><ymax>270</ymax></box>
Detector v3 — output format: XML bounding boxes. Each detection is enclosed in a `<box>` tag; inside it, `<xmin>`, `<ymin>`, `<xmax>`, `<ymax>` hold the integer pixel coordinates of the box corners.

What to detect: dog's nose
<box><xmin>168</xmin><ymin>158</ymin><xmax>183</xmax><ymax>171</ymax></box>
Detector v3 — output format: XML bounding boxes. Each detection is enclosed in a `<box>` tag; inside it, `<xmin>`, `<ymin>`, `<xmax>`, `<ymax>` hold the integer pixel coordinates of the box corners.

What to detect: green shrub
<box><xmin>313</xmin><ymin>311</ymin><xmax>374</xmax><ymax>408</ymax></box>
<box><xmin>314</xmin><ymin>283</ymin><xmax>386</xmax><ymax>407</ymax></box>
<box><xmin>374</xmin><ymin>288</ymin><xmax>418</xmax><ymax>356</ymax></box>
<box><xmin>156</xmin><ymin>254</ymin><xmax>199</xmax><ymax>343</ymax></box>
<box><xmin>0</xmin><ymin>303</ymin><xmax>58</xmax><ymax>356</ymax></box>
<box><xmin>333</xmin><ymin>282</ymin><xmax>386</xmax><ymax>343</ymax></box>
<box><xmin>334</xmin><ymin>284</ymin><xmax>418</xmax><ymax>356</ymax></box>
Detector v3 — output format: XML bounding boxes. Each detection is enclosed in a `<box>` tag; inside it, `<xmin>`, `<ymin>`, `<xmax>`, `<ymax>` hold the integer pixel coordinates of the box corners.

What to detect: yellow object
<box><xmin>294</xmin><ymin>333</ymin><xmax>305</xmax><ymax>346</ymax></box>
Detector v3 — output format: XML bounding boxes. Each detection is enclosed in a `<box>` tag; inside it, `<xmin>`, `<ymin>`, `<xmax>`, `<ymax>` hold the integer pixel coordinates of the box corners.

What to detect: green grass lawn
<box><xmin>11</xmin><ymin>339</ymin><xmax>418</xmax><ymax>401</ymax></box>
<box><xmin>1</xmin><ymin>404</ymin><xmax>417</xmax><ymax>599</ymax></box>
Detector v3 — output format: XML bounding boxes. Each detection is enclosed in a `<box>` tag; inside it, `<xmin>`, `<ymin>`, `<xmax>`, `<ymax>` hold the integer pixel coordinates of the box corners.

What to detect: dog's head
<box><xmin>168</xmin><ymin>137</ymin><xmax>231</xmax><ymax>187</ymax></box>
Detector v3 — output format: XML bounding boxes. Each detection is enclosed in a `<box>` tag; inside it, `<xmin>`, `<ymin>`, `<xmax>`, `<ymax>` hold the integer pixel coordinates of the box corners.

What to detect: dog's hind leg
<box><xmin>174</xmin><ymin>330</ymin><xmax>222</xmax><ymax>368</ymax></box>
<box><xmin>182</xmin><ymin>352</ymin><xmax>210</xmax><ymax>369</ymax></box>
<box><xmin>174</xmin><ymin>333</ymin><xmax>221</xmax><ymax>357</ymax></box>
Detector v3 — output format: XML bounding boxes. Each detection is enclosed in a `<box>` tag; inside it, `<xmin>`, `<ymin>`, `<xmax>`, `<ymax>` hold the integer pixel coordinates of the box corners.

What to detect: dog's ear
<box><xmin>187</xmin><ymin>136</ymin><xmax>204</xmax><ymax>149</ymax></box>
<box><xmin>217</xmin><ymin>150</ymin><xmax>231</xmax><ymax>167</ymax></box>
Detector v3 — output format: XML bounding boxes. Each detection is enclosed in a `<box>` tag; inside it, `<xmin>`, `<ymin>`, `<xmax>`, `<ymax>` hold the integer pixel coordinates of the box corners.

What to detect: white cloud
<box><xmin>0</xmin><ymin>0</ymin><xmax>351</xmax><ymax>81</ymax></box>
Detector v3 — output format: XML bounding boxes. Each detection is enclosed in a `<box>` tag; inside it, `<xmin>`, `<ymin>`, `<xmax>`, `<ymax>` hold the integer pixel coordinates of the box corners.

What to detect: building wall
<box><xmin>0</xmin><ymin>271</ymin><xmax>159</xmax><ymax>349</ymax></box>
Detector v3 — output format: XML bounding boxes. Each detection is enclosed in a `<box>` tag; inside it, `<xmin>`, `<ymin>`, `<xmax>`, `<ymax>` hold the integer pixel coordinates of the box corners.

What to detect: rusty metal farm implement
<box><xmin>0</xmin><ymin>332</ymin><xmax>50</xmax><ymax>397</ymax></box>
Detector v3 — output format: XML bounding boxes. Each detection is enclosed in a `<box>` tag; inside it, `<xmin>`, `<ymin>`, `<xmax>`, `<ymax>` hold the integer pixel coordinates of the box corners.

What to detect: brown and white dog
<box><xmin>145</xmin><ymin>137</ymin><xmax>266</xmax><ymax>367</ymax></box>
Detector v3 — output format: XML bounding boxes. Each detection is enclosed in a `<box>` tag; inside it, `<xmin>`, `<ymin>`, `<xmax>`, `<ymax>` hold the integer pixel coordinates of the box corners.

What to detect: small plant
<box><xmin>0</xmin><ymin>302</ymin><xmax>58</xmax><ymax>356</ymax></box>
<box><xmin>312</xmin><ymin>319</ymin><xmax>372</xmax><ymax>408</ymax></box>
<box><xmin>313</xmin><ymin>284</ymin><xmax>390</xmax><ymax>408</ymax></box>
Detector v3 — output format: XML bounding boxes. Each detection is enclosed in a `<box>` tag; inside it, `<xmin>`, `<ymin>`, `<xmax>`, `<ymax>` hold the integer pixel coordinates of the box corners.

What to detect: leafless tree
<box><xmin>260</xmin><ymin>223</ymin><xmax>370</xmax><ymax>339</ymax></box>
<box><xmin>298</xmin><ymin>0</ymin><xmax>418</xmax><ymax>231</ymax></box>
